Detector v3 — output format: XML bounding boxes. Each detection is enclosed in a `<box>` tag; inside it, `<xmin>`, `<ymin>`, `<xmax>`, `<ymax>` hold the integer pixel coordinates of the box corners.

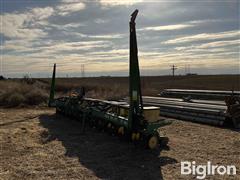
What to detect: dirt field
<box><xmin>46</xmin><ymin>75</ymin><xmax>240</xmax><ymax>97</ymax></box>
<box><xmin>1</xmin><ymin>75</ymin><xmax>239</xmax><ymax>107</ymax></box>
<box><xmin>0</xmin><ymin>108</ymin><xmax>239</xmax><ymax>180</ymax></box>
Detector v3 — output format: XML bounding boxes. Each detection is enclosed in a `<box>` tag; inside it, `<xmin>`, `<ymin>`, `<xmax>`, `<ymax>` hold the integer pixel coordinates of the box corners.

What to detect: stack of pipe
<box><xmin>142</xmin><ymin>96</ymin><xmax>228</xmax><ymax>126</ymax></box>
<box><xmin>159</xmin><ymin>89</ymin><xmax>240</xmax><ymax>100</ymax></box>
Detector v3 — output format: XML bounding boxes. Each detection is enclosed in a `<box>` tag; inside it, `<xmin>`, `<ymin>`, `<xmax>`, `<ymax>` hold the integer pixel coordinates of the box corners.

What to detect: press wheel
<box><xmin>147</xmin><ymin>135</ymin><xmax>159</xmax><ymax>149</ymax></box>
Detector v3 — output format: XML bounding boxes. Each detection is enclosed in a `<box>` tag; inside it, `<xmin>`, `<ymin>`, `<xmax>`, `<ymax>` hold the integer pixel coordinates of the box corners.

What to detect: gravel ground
<box><xmin>0</xmin><ymin>108</ymin><xmax>239</xmax><ymax>180</ymax></box>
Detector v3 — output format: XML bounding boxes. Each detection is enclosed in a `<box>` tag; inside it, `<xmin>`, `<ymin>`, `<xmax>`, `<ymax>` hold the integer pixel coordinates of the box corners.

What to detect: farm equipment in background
<box><xmin>48</xmin><ymin>9</ymin><xmax>171</xmax><ymax>149</ymax></box>
<box><xmin>225</xmin><ymin>95</ymin><xmax>240</xmax><ymax>128</ymax></box>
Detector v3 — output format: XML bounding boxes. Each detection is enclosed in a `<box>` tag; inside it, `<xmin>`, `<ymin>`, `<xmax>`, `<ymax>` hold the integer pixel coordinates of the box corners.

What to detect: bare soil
<box><xmin>0</xmin><ymin>108</ymin><xmax>239</xmax><ymax>180</ymax></box>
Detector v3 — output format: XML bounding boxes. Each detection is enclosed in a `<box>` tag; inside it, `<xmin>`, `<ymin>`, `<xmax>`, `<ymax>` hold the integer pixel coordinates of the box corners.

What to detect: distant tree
<box><xmin>0</xmin><ymin>75</ymin><xmax>6</xmax><ymax>80</ymax></box>
<box><xmin>22</xmin><ymin>74</ymin><xmax>35</xmax><ymax>84</ymax></box>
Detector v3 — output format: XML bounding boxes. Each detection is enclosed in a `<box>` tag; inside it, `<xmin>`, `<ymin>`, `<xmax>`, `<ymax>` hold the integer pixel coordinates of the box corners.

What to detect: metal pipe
<box><xmin>143</xmin><ymin>98</ymin><xmax>226</xmax><ymax>111</ymax></box>
<box><xmin>160</xmin><ymin>111</ymin><xmax>224</xmax><ymax>126</ymax></box>
<box><xmin>143</xmin><ymin>96</ymin><xmax>226</xmax><ymax>106</ymax></box>
<box><xmin>143</xmin><ymin>102</ymin><xmax>226</xmax><ymax>116</ymax></box>
<box><xmin>163</xmin><ymin>89</ymin><xmax>240</xmax><ymax>95</ymax></box>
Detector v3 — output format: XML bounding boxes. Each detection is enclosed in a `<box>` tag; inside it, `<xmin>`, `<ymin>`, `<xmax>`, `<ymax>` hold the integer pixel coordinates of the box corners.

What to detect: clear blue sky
<box><xmin>1</xmin><ymin>0</ymin><xmax>239</xmax><ymax>77</ymax></box>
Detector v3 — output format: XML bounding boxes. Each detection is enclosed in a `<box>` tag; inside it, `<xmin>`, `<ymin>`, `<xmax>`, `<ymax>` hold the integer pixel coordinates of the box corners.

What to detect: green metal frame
<box><xmin>48</xmin><ymin>63</ymin><xmax>56</xmax><ymax>107</ymax></box>
<box><xmin>128</xmin><ymin>10</ymin><xmax>144</xmax><ymax>132</ymax></box>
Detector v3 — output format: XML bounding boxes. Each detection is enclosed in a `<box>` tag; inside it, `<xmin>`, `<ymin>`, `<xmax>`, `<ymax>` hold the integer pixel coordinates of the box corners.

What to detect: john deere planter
<box><xmin>48</xmin><ymin>10</ymin><xmax>171</xmax><ymax>149</ymax></box>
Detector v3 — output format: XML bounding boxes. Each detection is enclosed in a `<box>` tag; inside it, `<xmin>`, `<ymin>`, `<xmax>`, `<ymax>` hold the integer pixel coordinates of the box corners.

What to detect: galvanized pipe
<box><xmin>143</xmin><ymin>97</ymin><xmax>226</xmax><ymax>111</ymax></box>
<box><xmin>159</xmin><ymin>89</ymin><xmax>240</xmax><ymax>101</ymax></box>
<box><xmin>141</xmin><ymin>95</ymin><xmax>228</xmax><ymax>126</ymax></box>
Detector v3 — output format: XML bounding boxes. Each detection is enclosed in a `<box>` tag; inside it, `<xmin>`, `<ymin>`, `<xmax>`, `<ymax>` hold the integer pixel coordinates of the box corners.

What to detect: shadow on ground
<box><xmin>39</xmin><ymin>113</ymin><xmax>177</xmax><ymax>180</ymax></box>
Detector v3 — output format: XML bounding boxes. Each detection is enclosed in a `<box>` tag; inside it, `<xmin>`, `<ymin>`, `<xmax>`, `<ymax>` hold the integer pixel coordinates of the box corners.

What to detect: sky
<box><xmin>0</xmin><ymin>0</ymin><xmax>240</xmax><ymax>77</ymax></box>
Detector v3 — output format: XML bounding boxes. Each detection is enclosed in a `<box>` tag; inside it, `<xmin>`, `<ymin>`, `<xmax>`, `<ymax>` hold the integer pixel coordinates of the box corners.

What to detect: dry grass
<box><xmin>0</xmin><ymin>74</ymin><xmax>239</xmax><ymax>179</ymax></box>
<box><xmin>0</xmin><ymin>80</ymin><xmax>49</xmax><ymax>107</ymax></box>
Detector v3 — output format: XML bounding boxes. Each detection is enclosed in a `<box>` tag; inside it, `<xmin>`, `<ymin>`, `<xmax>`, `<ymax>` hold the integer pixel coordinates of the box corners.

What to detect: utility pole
<box><xmin>0</xmin><ymin>57</ymin><xmax>2</xmax><ymax>76</ymax></box>
<box><xmin>0</xmin><ymin>46</ymin><xmax>2</xmax><ymax>76</ymax></box>
<box><xmin>171</xmin><ymin>65</ymin><xmax>177</xmax><ymax>77</ymax></box>
<box><xmin>81</xmin><ymin>64</ymin><xmax>85</xmax><ymax>78</ymax></box>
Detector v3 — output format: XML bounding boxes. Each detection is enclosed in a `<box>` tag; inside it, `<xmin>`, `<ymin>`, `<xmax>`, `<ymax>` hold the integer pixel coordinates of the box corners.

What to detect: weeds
<box><xmin>0</xmin><ymin>80</ymin><xmax>48</xmax><ymax>107</ymax></box>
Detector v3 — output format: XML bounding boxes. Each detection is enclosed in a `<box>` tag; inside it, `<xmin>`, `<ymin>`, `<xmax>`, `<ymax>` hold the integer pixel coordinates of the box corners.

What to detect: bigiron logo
<box><xmin>181</xmin><ymin>161</ymin><xmax>237</xmax><ymax>179</ymax></box>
